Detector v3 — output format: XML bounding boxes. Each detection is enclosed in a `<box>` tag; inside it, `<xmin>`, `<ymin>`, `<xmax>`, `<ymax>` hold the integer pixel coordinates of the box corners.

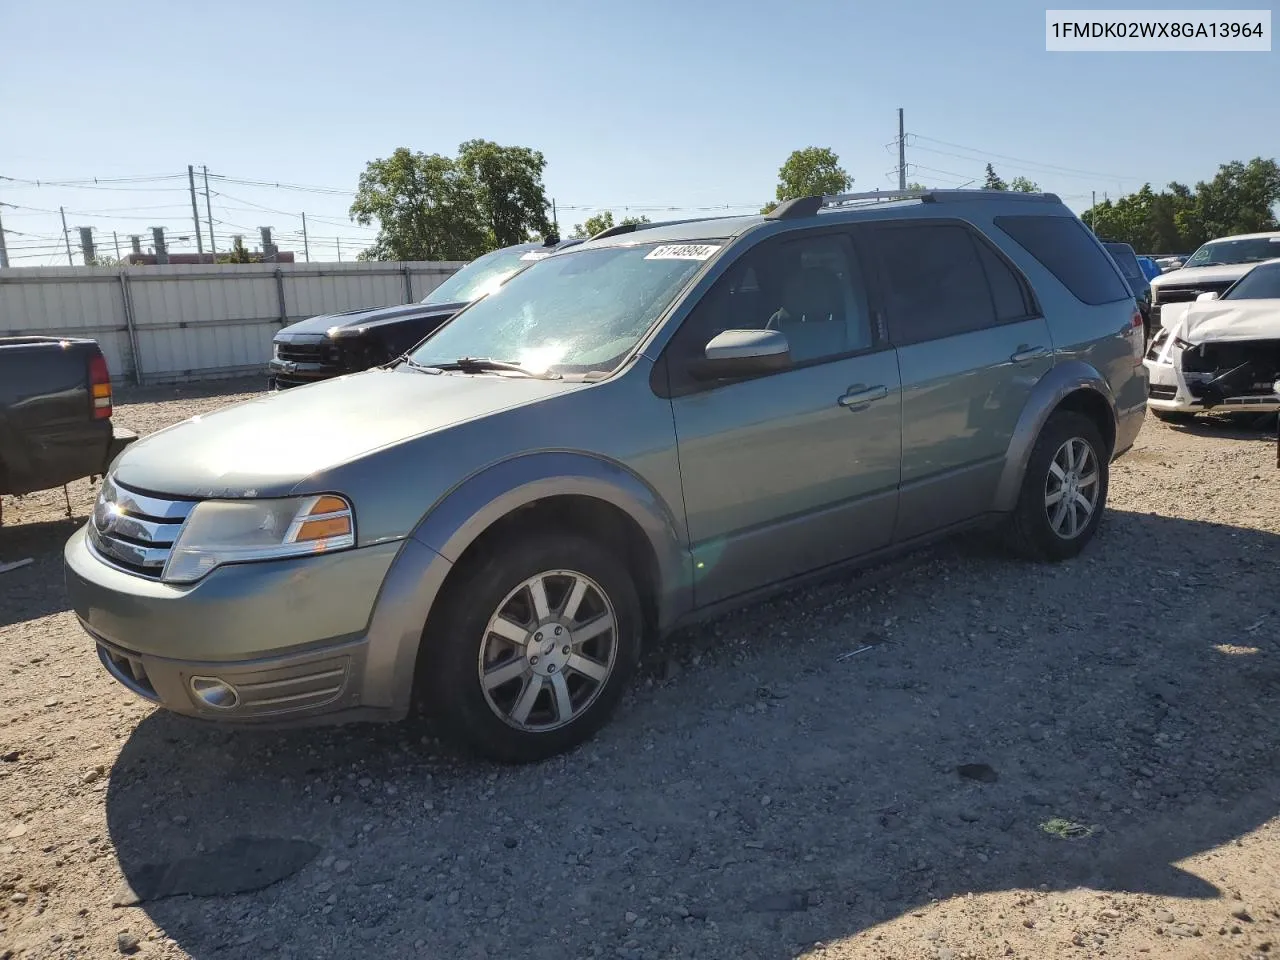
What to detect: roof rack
<box><xmin>765</xmin><ymin>188</ymin><xmax>1062</xmax><ymax>220</ymax></box>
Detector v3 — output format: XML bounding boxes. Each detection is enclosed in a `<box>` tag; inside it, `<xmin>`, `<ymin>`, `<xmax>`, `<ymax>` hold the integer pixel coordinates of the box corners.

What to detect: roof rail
<box><xmin>764</xmin><ymin>196</ymin><xmax>823</xmax><ymax>220</ymax></box>
<box><xmin>766</xmin><ymin>188</ymin><xmax>1063</xmax><ymax>220</ymax></box>
<box><xmin>590</xmin><ymin>222</ymin><xmax>644</xmax><ymax>240</ymax></box>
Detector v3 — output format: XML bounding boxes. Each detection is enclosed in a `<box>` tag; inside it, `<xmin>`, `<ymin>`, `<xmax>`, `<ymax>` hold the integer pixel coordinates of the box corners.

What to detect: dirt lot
<box><xmin>2</xmin><ymin>379</ymin><xmax>1280</xmax><ymax>960</ymax></box>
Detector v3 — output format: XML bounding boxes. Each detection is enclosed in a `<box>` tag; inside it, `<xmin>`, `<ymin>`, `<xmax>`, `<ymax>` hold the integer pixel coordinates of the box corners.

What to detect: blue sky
<box><xmin>1</xmin><ymin>0</ymin><xmax>1276</xmax><ymax>264</ymax></box>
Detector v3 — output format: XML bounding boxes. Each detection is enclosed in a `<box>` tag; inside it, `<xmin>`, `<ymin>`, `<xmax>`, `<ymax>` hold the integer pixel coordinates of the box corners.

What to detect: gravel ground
<box><xmin>3</xmin><ymin>379</ymin><xmax>1280</xmax><ymax>960</ymax></box>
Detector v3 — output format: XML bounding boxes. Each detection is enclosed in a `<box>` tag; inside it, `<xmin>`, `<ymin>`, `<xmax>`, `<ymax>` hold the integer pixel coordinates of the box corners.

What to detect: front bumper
<box><xmin>1143</xmin><ymin>353</ymin><xmax>1280</xmax><ymax>415</ymax></box>
<box><xmin>63</xmin><ymin>526</ymin><xmax>426</xmax><ymax>724</ymax></box>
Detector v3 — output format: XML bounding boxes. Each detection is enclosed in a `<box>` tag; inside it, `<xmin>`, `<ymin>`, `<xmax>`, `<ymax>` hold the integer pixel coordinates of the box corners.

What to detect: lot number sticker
<box><xmin>645</xmin><ymin>244</ymin><xmax>721</xmax><ymax>261</ymax></box>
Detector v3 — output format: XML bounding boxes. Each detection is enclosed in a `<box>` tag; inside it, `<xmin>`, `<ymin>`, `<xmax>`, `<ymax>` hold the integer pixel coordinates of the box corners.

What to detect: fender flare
<box><xmin>358</xmin><ymin>452</ymin><xmax>692</xmax><ymax>717</ymax></box>
<box><xmin>993</xmin><ymin>359</ymin><xmax>1117</xmax><ymax>513</ymax></box>
<box><xmin>412</xmin><ymin>450</ymin><xmax>688</xmax><ymax>613</ymax></box>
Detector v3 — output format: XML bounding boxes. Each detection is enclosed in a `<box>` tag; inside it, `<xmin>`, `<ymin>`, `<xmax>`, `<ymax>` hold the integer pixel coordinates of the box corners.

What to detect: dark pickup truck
<box><xmin>269</xmin><ymin>237</ymin><xmax>584</xmax><ymax>390</ymax></box>
<box><xmin>0</xmin><ymin>337</ymin><xmax>137</xmax><ymax>504</ymax></box>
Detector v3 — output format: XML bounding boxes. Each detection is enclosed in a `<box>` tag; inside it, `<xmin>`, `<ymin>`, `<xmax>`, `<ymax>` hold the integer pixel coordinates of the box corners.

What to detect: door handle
<box><xmin>1010</xmin><ymin>345</ymin><xmax>1049</xmax><ymax>364</ymax></box>
<box><xmin>838</xmin><ymin>384</ymin><xmax>888</xmax><ymax>409</ymax></box>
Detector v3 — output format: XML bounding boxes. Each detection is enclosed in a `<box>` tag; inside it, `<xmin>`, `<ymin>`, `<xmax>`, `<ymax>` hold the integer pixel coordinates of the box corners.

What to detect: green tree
<box><xmin>456</xmin><ymin>138</ymin><xmax>552</xmax><ymax>248</ymax></box>
<box><xmin>216</xmin><ymin>236</ymin><xmax>254</xmax><ymax>264</ymax></box>
<box><xmin>1080</xmin><ymin>158</ymin><xmax>1280</xmax><ymax>252</ymax></box>
<box><xmin>761</xmin><ymin>147</ymin><xmax>853</xmax><ymax>213</ymax></box>
<box><xmin>1008</xmin><ymin>176</ymin><xmax>1040</xmax><ymax>193</ymax></box>
<box><xmin>570</xmin><ymin>210</ymin><xmax>651</xmax><ymax>239</ymax></box>
<box><xmin>350</xmin><ymin>140</ymin><xmax>554</xmax><ymax>261</ymax></box>
<box><xmin>983</xmin><ymin>164</ymin><xmax>1008</xmax><ymax>191</ymax></box>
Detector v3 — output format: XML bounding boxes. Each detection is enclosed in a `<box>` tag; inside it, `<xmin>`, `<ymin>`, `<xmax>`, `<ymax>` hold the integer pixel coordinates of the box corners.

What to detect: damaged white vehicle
<box><xmin>1145</xmin><ymin>258</ymin><xmax>1280</xmax><ymax>422</ymax></box>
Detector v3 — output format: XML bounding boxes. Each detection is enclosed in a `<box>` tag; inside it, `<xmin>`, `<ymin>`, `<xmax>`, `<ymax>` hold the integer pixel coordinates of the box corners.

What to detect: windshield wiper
<box><xmin>397</xmin><ymin>356</ymin><xmax>443</xmax><ymax>374</ymax></box>
<box><xmin>431</xmin><ymin>357</ymin><xmax>561</xmax><ymax>379</ymax></box>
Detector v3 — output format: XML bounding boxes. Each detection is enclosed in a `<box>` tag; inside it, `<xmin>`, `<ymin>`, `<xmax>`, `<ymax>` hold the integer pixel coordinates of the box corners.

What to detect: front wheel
<box><xmin>1005</xmin><ymin>411</ymin><xmax>1109</xmax><ymax>561</ymax></box>
<box><xmin>420</xmin><ymin>533</ymin><xmax>642</xmax><ymax>763</ymax></box>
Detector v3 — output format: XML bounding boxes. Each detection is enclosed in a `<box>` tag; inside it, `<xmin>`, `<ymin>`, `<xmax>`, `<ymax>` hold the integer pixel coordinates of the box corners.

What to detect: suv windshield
<box><xmin>408</xmin><ymin>241</ymin><xmax>722</xmax><ymax>374</ymax></box>
<box><xmin>1184</xmin><ymin>236</ymin><xmax>1280</xmax><ymax>268</ymax></box>
<box><xmin>421</xmin><ymin>245</ymin><xmax>548</xmax><ymax>306</ymax></box>
<box><xmin>1103</xmin><ymin>242</ymin><xmax>1143</xmax><ymax>280</ymax></box>
<box><xmin>1224</xmin><ymin>261</ymin><xmax>1280</xmax><ymax>300</ymax></box>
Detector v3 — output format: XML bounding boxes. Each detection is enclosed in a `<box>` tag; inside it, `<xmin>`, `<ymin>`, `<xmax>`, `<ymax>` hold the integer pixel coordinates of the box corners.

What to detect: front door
<box><xmin>861</xmin><ymin>218</ymin><xmax>1054</xmax><ymax>541</ymax></box>
<box><xmin>657</xmin><ymin>229</ymin><xmax>903</xmax><ymax>608</ymax></box>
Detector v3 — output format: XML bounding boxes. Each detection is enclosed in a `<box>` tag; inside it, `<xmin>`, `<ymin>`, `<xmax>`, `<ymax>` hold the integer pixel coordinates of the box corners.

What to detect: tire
<box><xmin>1152</xmin><ymin>410</ymin><xmax>1195</xmax><ymax>425</ymax></box>
<box><xmin>421</xmin><ymin>532</ymin><xmax>643</xmax><ymax>763</ymax></box>
<box><xmin>1005</xmin><ymin>411</ymin><xmax>1109</xmax><ymax>561</ymax></box>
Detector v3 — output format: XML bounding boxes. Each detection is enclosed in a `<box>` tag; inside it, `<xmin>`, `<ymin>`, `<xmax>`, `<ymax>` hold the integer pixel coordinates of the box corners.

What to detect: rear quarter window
<box><xmin>995</xmin><ymin>215</ymin><xmax>1131</xmax><ymax>306</ymax></box>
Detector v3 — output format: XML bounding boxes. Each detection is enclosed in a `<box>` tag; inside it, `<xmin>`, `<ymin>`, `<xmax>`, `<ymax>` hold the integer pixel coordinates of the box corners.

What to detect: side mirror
<box><xmin>1196</xmin><ymin>291</ymin><xmax>1219</xmax><ymax>302</ymax></box>
<box><xmin>691</xmin><ymin>329</ymin><xmax>791</xmax><ymax>380</ymax></box>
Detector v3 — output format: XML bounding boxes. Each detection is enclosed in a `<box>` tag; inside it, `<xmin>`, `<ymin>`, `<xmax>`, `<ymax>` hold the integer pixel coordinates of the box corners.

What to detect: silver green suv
<box><xmin>64</xmin><ymin>190</ymin><xmax>1148</xmax><ymax>763</ymax></box>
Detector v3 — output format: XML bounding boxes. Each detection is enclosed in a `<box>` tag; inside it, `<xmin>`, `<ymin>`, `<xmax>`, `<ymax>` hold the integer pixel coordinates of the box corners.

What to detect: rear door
<box><xmin>658</xmin><ymin>228</ymin><xmax>902</xmax><ymax>607</ymax></box>
<box><xmin>860</xmin><ymin>219</ymin><xmax>1053</xmax><ymax>542</ymax></box>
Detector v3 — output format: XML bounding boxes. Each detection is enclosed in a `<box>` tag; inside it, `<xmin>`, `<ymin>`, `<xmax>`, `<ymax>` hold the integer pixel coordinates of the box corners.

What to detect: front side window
<box><xmin>667</xmin><ymin>231</ymin><xmax>874</xmax><ymax>372</ymax></box>
<box><xmin>1223</xmin><ymin>262</ymin><xmax>1280</xmax><ymax>300</ymax></box>
<box><xmin>1185</xmin><ymin>236</ymin><xmax>1280</xmax><ymax>268</ymax></box>
<box><xmin>421</xmin><ymin>245</ymin><xmax>546</xmax><ymax>306</ymax></box>
<box><xmin>870</xmin><ymin>222</ymin><xmax>998</xmax><ymax>344</ymax></box>
<box><xmin>408</xmin><ymin>241</ymin><xmax>719</xmax><ymax>374</ymax></box>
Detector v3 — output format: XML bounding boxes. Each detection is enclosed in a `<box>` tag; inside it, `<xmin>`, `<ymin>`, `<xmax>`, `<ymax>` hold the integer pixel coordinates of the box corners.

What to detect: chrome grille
<box><xmin>87</xmin><ymin>476</ymin><xmax>197</xmax><ymax>579</ymax></box>
<box><xmin>1154</xmin><ymin>280</ymin><xmax>1234</xmax><ymax>304</ymax></box>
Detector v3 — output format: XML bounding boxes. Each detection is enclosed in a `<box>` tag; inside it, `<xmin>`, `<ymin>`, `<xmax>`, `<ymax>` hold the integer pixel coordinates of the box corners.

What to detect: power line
<box><xmin>907</xmin><ymin>135</ymin><xmax>1137</xmax><ymax>182</ymax></box>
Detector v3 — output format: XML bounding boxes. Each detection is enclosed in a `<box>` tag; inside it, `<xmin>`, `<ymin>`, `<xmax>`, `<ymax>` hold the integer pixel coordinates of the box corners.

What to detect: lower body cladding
<box><xmin>1144</xmin><ymin>332</ymin><xmax>1280</xmax><ymax>416</ymax></box>
<box><xmin>63</xmin><ymin>528</ymin><xmax>453</xmax><ymax>726</ymax></box>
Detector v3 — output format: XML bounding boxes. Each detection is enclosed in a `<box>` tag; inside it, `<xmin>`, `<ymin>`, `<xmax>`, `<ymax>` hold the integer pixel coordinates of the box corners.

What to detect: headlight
<box><xmin>163</xmin><ymin>494</ymin><xmax>355</xmax><ymax>584</ymax></box>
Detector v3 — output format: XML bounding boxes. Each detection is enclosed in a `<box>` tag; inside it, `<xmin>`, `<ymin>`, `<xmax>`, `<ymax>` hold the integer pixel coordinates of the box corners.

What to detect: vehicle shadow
<box><xmin>0</xmin><ymin>516</ymin><xmax>80</xmax><ymax>626</ymax></box>
<box><xmin>104</xmin><ymin>510</ymin><xmax>1280</xmax><ymax>959</ymax></box>
<box><xmin>1166</xmin><ymin>410</ymin><xmax>1278</xmax><ymax>440</ymax></box>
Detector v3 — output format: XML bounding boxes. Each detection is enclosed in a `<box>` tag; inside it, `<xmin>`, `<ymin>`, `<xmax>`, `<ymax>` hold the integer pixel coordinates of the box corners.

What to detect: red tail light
<box><xmin>1129</xmin><ymin>308</ymin><xmax>1146</xmax><ymax>363</ymax></box>
<box><xmin>88</xmin><ymin>353</ymin><xmax>112</xmax><ymax>420</ymax></box>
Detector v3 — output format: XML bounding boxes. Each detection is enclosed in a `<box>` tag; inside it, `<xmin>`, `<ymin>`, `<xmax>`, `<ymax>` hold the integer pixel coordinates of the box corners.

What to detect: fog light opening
<box><xmin>190</xmin><ymin>676</ymin><xmax>240</xmax><ymax>709</ymax></box>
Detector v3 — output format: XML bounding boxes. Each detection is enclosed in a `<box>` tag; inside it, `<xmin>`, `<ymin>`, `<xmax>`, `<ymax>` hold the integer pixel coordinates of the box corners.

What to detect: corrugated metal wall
<box><xmin>0</xmin><ymin>261</ymin><xmax>463</xmax><ymax>384</ymax></box>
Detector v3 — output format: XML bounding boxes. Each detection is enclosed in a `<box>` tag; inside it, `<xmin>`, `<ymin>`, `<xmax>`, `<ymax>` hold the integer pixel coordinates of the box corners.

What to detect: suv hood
<box><xmin>1151</xmin><ymin>263</ymin><xmax>1256</xmax><ymax>289</ymax></box>
<box><xmin>275</xmin><ymin>300</ymin><xmax>466</xmax><ymax>339</ymax></box>
<box><xmin>111</xmin><ymin>367</ymin><xmax>577</xmax><ymax>498</ymax></box>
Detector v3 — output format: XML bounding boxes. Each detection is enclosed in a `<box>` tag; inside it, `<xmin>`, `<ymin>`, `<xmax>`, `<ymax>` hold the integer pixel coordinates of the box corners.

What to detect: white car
<box><xmin>1144</xmin><ymin>258</ymin><xmax>1280</xmax><ymax>421</ymax></box>
<box><xmin>1150</xmin><ymin>231</ymin><xmax>1280</xmax><ymax>325</ymax></box>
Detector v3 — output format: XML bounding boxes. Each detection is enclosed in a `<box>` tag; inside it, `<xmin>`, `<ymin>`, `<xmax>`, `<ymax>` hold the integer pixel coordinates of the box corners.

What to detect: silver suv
<box><xmin>64</xmin><ymin>189</ymin><xmax>1148</xmax><ymax>763</ymax></box>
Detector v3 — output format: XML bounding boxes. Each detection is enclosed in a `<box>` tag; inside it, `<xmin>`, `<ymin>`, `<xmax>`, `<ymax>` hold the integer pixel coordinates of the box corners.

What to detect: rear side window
<box><xmin>996</xmin><ymin>215</ymin><xmax>1131</xmax><ymax>305</ymax></box>
<box><xmin>869</xmin><ymin>222</ymin><xmax>997</xmax><ymax>345</ymax></box>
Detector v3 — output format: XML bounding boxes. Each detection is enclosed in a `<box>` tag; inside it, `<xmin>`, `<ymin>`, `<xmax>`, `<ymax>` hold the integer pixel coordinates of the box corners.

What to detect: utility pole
<box><xmin>301</xmin><ymin>212</ymin><xmax>310</xmax><ymax>262</ymax></box>
<box><xmin>113</xmin><ymin>231</ymin><xmax>122</xmax><ymax>261</ymax></box>
<box><xmin>59</xmin><ymin>206</ymin><xmax>73</xmax><ymax>265</ymax></box>
<box><xmin>187</xmin><ymin>165</ymin><xmax>205</xmax><ymax>257</ymax></box>
<box><xmin>0</xmin><ymin>203</ymin><xmax>9</xmax><ymax>269</ymax></box>
<box><xmin>202</xmin><ymin>165</ymin><xmax>216</xmax><ymax>257</ymax></box>
<box><xmin>336</xmin><ymin>237</ymin><xmax>342</xmax><ymax>262</ymax></box>
<box><xmin>897</xmin><ymin>108</ymin><xmax>907</xmax><ymax>191</ymax></box>
<box><xmin>1090</xmin><ymin>190</ymin><xmax>1096</xmax><ymax>230</ymax></box>
<box><xmin>551</xmin><ymin>198</ymin><xmax>558</xmax><ymax>233</ymax></box>
<box><xmin>79</xmin><ymin>227</ymin><xmax>95</xmax><ymax>265</ymax></box>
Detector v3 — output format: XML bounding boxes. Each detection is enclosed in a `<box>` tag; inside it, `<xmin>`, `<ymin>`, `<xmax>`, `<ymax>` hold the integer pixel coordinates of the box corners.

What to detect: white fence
<box><xmin>0</xmin><ymin>261</ymin><xmax>464</xmax><ymax>384</ymax></box>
